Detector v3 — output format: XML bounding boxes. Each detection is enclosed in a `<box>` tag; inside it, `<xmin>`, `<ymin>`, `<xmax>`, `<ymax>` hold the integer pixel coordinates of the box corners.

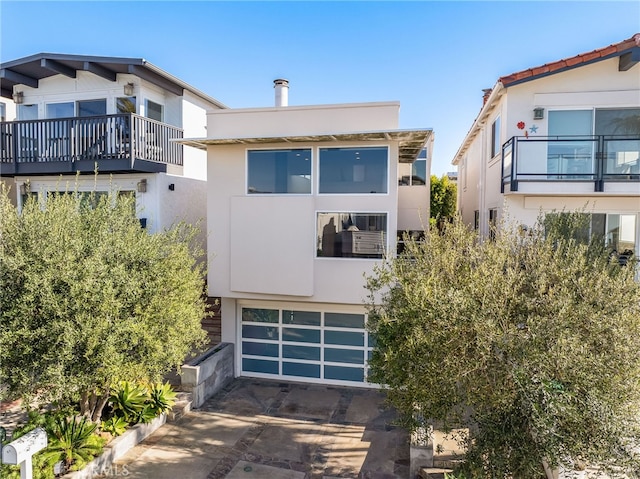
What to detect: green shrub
<box><xmin>147</xmin><ymin>382</ymin><xmax>177</xmax><ymax>416</ymax></box>
<box><xmin>40</xmin><ymin>416</ymin><xmax>105</xmax><ymax>473</ymax></box>
<box><xmin>100</xmin><ymin>416</ymin><xmax>128</xmax><ymax>436</ymax></box>
<box><xmin>108</xmin><ymin>380</ymin><xmax>176</xmax><ymax>425</ymax></box>
<box><xmin>109</xmin><ymin>381</ymin><xmax>148</xmax><ymax>424</ymax></box>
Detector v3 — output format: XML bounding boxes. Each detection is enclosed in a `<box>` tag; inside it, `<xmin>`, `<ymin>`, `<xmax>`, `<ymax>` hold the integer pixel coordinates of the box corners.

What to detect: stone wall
<box><xmin>180</xmin><ymin>342</ymin><xmax>234</xmax><ymax>408</ymax></box>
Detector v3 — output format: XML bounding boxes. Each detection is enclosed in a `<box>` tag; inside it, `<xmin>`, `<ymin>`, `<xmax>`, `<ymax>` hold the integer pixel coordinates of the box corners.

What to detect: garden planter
<box><xmin>61</xmin><ymin>413</ymin><xmax>166</xmax><ymax>479</ymax></box>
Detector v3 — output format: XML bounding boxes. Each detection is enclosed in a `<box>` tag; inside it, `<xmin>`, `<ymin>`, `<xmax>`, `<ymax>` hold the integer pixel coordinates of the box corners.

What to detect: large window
<box><xmin>547</xmin><ymin>110</ymin><xmax>594</xmax><ymax>177</ymax></box>
<box><xmin>247</xmin><ymin>149</ymin><xmax>312</xmax><ymax>194</ymax></box>
<box><xmin>317</xmin><ymin>212</ymin><xmax>387</xmax><ymax>259</ymax></box>
<box><xmin>319</xmin><ymin>146</ymin><xmax>388</xmax><ymax>194</ymax></box>
<box><xmin>546</xmin><ymin>212</ymin><xmax>637</xmax><ymax>262</ymax></box>
<box><xmin>77</xmin><ymin>99</ymin><xmax>106</xmax><ymax>117</ymax></box>
<box><xmin>17</xmin><ymin>104</ymin><xmax>38</xmax><ymax>121</ymax></box>
<box><xmin>491</xmin><ymin>117</ymin><xmax>501</xmax><ymax>158</ymax></box>
<box><xmin>596</xmin><ymin>108</ymin><xmax>640</xmax><ymax>177</ymax></box>
<box><xmin>46</xmin><ymin>102</ymin><xmax>74</xmax><ymax>119</ymax></box>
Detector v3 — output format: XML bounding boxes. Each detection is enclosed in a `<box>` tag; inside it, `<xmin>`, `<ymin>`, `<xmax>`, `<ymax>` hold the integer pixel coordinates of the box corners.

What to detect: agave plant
<box><xmin>40</xmin><ymin>416</ymin><xmax>104</xmax><ymax>472</ymax></box>
<box><xmin>100</xmin><ymin>416</ymin><xmax>128</xmax><ymax>437</ymax></box>
<box><xmin>147</xmin><ymin>382</ymin><xmax>177</xmax><ymax>416</ymax></box>
<box><xmin>109</xmin><ymin>381</ymin><xmax>148</xmax><ymax>424</ymax></box>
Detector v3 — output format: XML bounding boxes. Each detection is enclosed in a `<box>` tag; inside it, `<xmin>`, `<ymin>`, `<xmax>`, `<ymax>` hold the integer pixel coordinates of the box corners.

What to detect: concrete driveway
<box><xmin>112</xmin><ymin>378</ymin><xmax>410</xmax><ymax>479</ymax></box>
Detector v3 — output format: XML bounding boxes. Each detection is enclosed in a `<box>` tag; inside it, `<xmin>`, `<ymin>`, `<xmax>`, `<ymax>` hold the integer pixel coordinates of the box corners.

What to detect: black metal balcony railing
<box><xmin>501</xmin><ymin>135</ymin><xmax>640</xmax><ymax>193</ymax></box>
<box><xmin>0</xmin><ymin>114</ymin><xmax>183</xmax><ymax>176</ymax></box>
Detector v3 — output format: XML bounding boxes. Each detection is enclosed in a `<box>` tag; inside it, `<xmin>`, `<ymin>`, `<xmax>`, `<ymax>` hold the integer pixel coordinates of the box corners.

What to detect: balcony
<box><xmin>0</xmin><ymin>114</ymin><xmax>183</xmax><ymax>176</ymax></box>
<box><xmin>501</xmin><ymin>135</ymin><xmax>640</xmax><ymax>195</ymax></box>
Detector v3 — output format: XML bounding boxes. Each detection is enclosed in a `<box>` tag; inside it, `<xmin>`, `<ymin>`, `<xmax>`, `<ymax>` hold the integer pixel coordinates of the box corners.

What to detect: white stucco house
<box><xmin>182</xmin><ymin>80</ymin><xmax>433</xmax><ymax>386</ymax></box>
<box><xmin>0</xmin><ymin>53</ymin><xmax>227</xmax><ymax>244</ymax></box>
<box><xmin>453</xmin><ymin>33</ymin><xmax>640</xmax><ymax>257</ymax></box>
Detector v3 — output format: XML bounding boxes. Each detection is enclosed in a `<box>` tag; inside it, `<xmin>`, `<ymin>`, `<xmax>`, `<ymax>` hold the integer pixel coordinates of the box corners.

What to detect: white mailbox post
<box><xmin>1</xmin><ymin>428</ymin><xmax>48</xmax><ymax>479</ymax></box>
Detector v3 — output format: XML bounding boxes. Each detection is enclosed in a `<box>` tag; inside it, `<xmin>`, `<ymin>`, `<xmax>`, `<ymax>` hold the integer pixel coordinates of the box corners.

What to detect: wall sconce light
<box><xmin>137</xmin><ymin>179</ymin><xmax>147</xmax><ymax>193</ymax></box>
<box><xmin>12</xmin><ymin>91</ymin><xmax>24</xmax><ymax>104</ymax></box>
<box><xmin>19</xmin><ymin>182</ymin><xmax>30</xmax><ymax>195</ymax></box>
<box><xmin>533</xmin><ymin>107</ymin><xmax>544</xmax><ymax>120</ymax></box>
<box><xmin>168</xmin><ymin>183</ymin><xmax>175</xmax><ymax>191</ymax></box>
<box><xmin>139</xmin><ymin>218</ymin><xmax>147</xmax><ymax>229</ymax></box>
<box><xmin>124</xmin><ymin>83</ymin><xmax>135</xmax><ymax>96</ymax></box>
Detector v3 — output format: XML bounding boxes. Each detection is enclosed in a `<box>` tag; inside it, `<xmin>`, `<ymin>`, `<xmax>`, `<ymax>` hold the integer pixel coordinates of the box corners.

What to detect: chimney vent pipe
<box><xmin>274</xmin><ymin>79</ymin><xmax>289</xmax><ymax>107</ymax></box>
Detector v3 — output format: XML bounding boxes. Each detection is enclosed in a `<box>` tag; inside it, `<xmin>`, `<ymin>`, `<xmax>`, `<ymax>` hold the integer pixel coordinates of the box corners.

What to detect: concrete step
<box><xmin>419</xmin><ymin>467</ymin><xmax>454</xmax><ymax>479</ymax></box>
<box><xmin>168</xmin><ymin>391</ymin><xmax>192</xmax><ymax>422</ymax></box>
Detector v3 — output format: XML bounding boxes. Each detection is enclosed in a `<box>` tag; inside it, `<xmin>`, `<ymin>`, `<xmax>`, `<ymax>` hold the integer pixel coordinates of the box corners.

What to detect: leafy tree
<box><xmin>366</xmin><ymin>213</ymin><xmax>640</xmax><ymax>477</ymax></box>
<box><xmin>0</xmin><ymin>184</ymin><xmax>207</xmax><ymax>422</ymax></box>
<box><xmin>430</xmin><ymin>174</ymin><xmax>457</xmax><ymax>229</ymax></box>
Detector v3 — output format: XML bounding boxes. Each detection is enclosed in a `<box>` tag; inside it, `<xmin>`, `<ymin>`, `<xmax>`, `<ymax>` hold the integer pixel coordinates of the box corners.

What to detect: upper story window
<box><xmin>145</xmin><ymin>100</ymin><xmax>163</xmax><ymax>122</ymax></box>
<box><xmin>317</xmin><ymin>212</ymin><xmax>387</xmax><ymax>259</ymax></box>
<box><xmin>319</xmin><ymin>146</ymin><xmax>388</xmax><ymax>194</ymax></box>
<box><xmin>0</xmin><ymin>102</ymin><xmax>6</xmax><ymax>122</ymax></box>
<box><xmin>400</xmin><ymin>148</ymin><xmax>427</xmax><ymax>186</ymax></box>
<box><xmin>46</xmin><ymin>102</ymin><xmax>74</xmax><ymax>119</ymax></box>
<box><xmin>117</xmin><ymin>97</ymin><xmax>137</xmax><ymax>114</ymax></box>
<box><xmin>17</xmin><ymin>104</ymin><xmax>37</xmax><ymax>120</ymax></box>
<box><xmin>45</xmin><ymin>99</ymin><xmax>107</xmax><ymax>119</ymax></box>
<box><xmin>491</xmin><ymin>116</ymin><xmax>501</xmax><ymax>158</ymax></box>
<box><xmin>247</xmin><ymin>148</ymin><xmax>312</xmax><ymax>194</ymax></box>
<box><xmin>77</xmin><ymin>99</ymin><xmax>106</xmax><ymax>117</ymax></box>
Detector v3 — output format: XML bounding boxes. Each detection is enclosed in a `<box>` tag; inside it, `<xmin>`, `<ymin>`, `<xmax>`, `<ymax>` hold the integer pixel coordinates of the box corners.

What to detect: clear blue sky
<box><xmin>1</xmin><ymin>1</ymin><xmax>638</xmax><ymax>175</ymax></box>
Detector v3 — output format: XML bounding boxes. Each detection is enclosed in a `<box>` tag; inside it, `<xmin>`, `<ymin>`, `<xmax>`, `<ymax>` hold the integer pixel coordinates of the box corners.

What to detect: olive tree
<box><xmin>0</xmin><ymin>185</ymin><xmax>207</xmax><ymax>421</ymax></box>
<box><xmin>366</xmin><ymin>213</ymin><xmax>640</xmax><ymax>477</ymax></box>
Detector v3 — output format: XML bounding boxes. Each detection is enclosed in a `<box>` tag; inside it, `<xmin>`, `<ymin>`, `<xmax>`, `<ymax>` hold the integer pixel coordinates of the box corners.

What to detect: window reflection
<box><xmin>247</xmin><ymin>149</ymin><xmax>311</xmax><ymax>194</ymax></box>
<box><xmin>319</xmin><ymin>147</ymin><xmax>387</xmax><ymax>194</ymax></box>
<box><xmin>317</xmin><ymin>212</ymin><xmax>387</xmax><ymax>258</ymax></box>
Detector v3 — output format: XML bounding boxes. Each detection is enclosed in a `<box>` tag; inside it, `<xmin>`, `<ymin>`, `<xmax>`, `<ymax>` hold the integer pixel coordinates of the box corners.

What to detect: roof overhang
<box><xmin>0</xmin><ymin>53</ymin><xmax>227</xmax><ymax>109</ymax></box>
<box><xmin>178</xmin><ymin>129</ymin><xmax>433</xmax><ymax>163</ymax></box>
<box><xmin>452</xmin><ymin>83</ymin><xmax>504</xmax><ymax>165</ymax></box>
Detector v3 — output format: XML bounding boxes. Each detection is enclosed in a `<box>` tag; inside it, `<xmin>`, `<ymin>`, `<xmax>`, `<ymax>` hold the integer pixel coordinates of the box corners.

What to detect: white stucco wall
<box><xmin>180</xmin><ymin>92</ymin><xmax>211</xmax><ymax>181</ymax></box>
<box><xmin>206</xmin><ymin>102</ymin><xmax>400</xmax><ymax>139</ymax></box>
<box><xmin>397</xmin><ymin>186</ymin><xmax>429</xmax><ymax>230</ymax></box>
<box><xmin>207</xmin><ymin>140</ymin><xmax>400</xmax><ymax>305</ymax></box>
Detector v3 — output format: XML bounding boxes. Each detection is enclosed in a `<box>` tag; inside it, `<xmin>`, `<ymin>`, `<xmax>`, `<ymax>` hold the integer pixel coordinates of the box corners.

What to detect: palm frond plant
<box><xmin>40</xmin><ymin>416</ymin><xmax>104</xmax><ymax>473</ymax></box>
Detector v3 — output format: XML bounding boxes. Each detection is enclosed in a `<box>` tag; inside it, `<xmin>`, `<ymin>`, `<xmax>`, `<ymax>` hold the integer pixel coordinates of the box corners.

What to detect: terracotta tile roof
<box><xmin>499</xmin><ymin>33</ymin><xmax>640</xmax><ymax>86</ymax></box>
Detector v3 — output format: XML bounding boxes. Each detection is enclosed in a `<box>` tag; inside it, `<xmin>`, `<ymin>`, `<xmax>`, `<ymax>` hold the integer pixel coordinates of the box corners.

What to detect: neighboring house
<box><xmin>182</xmin><ymin>80</ymin><xmax>433</xmax><ymax>386</ymax></box>
<box><xmin>453</xmin><ymin>33</ymin><xmax>640</xmax><ymax>256</ymax></box>
<box><xmin>0</xmin><ymin>53</ymin><xmax>227</xmax><ymax>244</ymax></box>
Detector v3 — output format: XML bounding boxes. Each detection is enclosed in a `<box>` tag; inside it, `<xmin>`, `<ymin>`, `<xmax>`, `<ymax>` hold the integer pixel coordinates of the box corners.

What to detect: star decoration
<box><xmin>529</xmin><ymin>125</ymin><xmax>538</xmax><ymax>134</ymax></box>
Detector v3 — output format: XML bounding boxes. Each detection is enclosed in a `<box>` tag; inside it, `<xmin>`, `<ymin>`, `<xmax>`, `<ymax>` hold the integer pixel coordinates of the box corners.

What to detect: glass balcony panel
<box><xmin>604</xmin><ymin>138</ymin><xmax>640</xmax><ymax>177</ymax></box>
